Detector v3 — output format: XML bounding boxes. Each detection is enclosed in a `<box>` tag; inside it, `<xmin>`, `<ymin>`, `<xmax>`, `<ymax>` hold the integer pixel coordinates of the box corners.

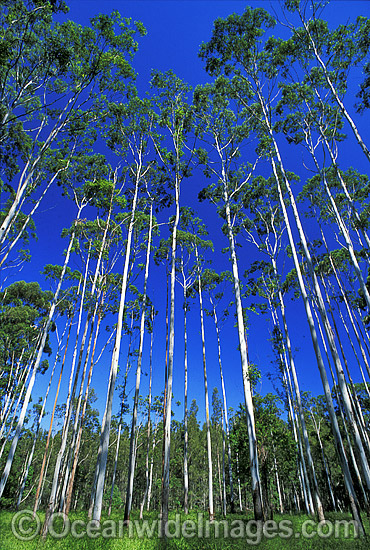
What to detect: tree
<box><xmin>195</xmin><ymin>76</ymin><xmax>264</xmax><ymax>522</ymax></box>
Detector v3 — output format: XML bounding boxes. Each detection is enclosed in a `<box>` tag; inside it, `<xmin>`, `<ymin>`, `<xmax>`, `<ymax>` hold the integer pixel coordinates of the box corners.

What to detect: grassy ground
<box><xmin>0</xmin><ymin>510</ymin><xmax>368</xmax><ymax>549</ymax></box>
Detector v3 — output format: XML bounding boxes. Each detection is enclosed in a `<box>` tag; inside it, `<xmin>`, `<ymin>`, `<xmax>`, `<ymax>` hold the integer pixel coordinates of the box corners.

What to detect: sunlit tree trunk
<box><xmin>124</xmin><ymin>203</ymin><xmax>153</xmax><ymax>523</ymax></box>
<box><xmin>140</xmin><ymin>306</ymin><xmax>154</xmax><ymax>519</ymax></box>
<box><xmin>252</xmin><ymin>83</ymin><xmax>363</xmax><ymax>528</ymax></box>
<box><xmin>296</xmin><ymin>9</ymin><xmax>370</xmax><ymax>164</ymax></box>
<box><xmin>212</xmin><ymin>304</ymin><xmax>234</xmax><ymax>513</ymax></box>
<box><xmin>17</xmin><ymin>320</ymin><xmax>69</xmax><ymax>508</ymax></box>
<box><xmin>64</xmin><ymin>304</ymin><xmax>104</xmax><ymax>516</ymax></box>
<box><xmin>309</xmin><ymin>411</ymin><xmax>336</xmax><ymax>511</ymax></box>
<box><xmin>43</xmin><ymin>232</ymin><xmax>92</xmax><ymax>527</ymax></box>
<box><xmin>182</xmin><ymin>272</ymin><xmax>189</xmax><ymax>515</ymax></box>
<box><xmin>0</xmin><ymin>209</ymin><xmax>83</xmax><ymax>501</ymax></box>
<box><xmin>194</xmin><ymin>245</ymin><xmax>214</xmax><ymax>521</ymax></box>
<box><xmin>92</xmin><ymin>169</ymin><xmax>141</xmax><ymax>523</ymax></box>
<box><xmin>32</xmin><ymin>297</ymin><xmax>77</xmax><ymax>516</ymax></box>
<box><xmin>223</xmin><ymin>185</ymin><xmax>264</xmax><ymax>521</ymax></box>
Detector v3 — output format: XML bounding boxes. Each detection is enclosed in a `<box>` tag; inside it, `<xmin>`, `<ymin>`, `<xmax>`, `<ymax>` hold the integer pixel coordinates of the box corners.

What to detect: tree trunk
<box><xmin>124</xmin><ymin>203</ymin><xmax>153</xmax><ymax>523</ymax></box>
<box><xmin>0</xmin><ymin>211</ymin><xmax>82</xmax><ymax>501</ymax></box>
<box><xmin>213</xmin><ymin>305</ymin><xmax>235</xmax><ymax>513</ymax></box>
<box><xmin>195</xmin><ymin>245</ymin><xmax>214</xmax><ymax>522</ymax></box>
<box><xmin>92</xmin><ymin>171</ymin><xmax>140</xmax><ymax>523</ymax></box>
<box><xmin>140</xmin><ymin>306</ymin><xmax>154</xmax><ymax>519</ymax></box>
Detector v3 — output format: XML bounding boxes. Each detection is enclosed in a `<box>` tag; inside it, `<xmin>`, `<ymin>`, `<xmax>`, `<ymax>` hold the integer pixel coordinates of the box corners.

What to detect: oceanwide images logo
<box><xmin>11</xmin><ymin>511</ymin><xmax>359</xmax><ymax>544</ymax></box>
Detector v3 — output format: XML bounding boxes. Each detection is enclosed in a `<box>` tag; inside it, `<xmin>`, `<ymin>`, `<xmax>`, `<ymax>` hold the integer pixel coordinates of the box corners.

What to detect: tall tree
<box><xmin>150</xmin><ymin>70</ymin><xmax>194</xmax><ymax>534</ymax></box>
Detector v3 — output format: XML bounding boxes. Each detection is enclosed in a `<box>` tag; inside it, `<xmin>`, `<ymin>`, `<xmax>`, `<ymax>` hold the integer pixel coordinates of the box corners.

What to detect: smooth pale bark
<box><xmin>183</xmin><ymin>278</ymin><xmax>189</xmax><ymax>515</ymax></box>
<box><xmin>305</xmin><ymin>133</ymin><xmax>370</xmax><ymax>311</ymax></box>
<box><xmin>32</xmin><ymin>301</ymin><xmax>76</xmax><ymax>516</ymax></box>
<box><xmin>59</xmin><ymin>221</ymin><xmax>113</xmax><ymax>512</ymax></box>
<box><xmin>0</xmin><ymin>67</ymin><xmax>102</xmax><ymax>245</ymax></box>
<box><xmin>321</xmin><ymin>229</ymin><xmax>370</xmax><ymax>385</ymax></box>
<box><xmin>273</xmin><ymin>449</ymin><xmax>284</xmax><ymax>514</ymax></box>
<box><xmin>324</xmin><ymin>286</ymin><xmax>370</xmax><ymax>457</ymax></box>
<box><xmin>0</xmin><ymin>211</ymin><xmax>82</xmax><ymax>500</ymax></box>
<box><xmin>312</xmin><ymin>290</ymin><xmax>370</xmax><ymax>515</ymax></box>
<box><xmin>195</xmin><ymin>246</ymin><xmax>214</xmax><ymax>521</ymax></box>
<box><xmin>147</xmin><ymin>423</ymin><xmax>159</xmax><ymax>512</ymax></box>
<box><xmin>336</xmin><ymin>298</ymin><xmax>370</xmax><ymax>397</ymax></box>
<box><xmin>320</xmin><ymin>132</ymin><xmax>370</xmax><ymax>251</ymax></box>
<box><xmin>236</xmin><ymin>451</ymin><xmax>243</xmax><ymax>512</ymax></box>
<box><xmin>124</xmin><ymin>203</ymin><xmax>153</xmax><ymax>523</ymax></box>
<box><xmin>92</xmin><ymin>163</ymin><xmax>144</xmax><ymax>522</ymax></box>
<box><xmin>161</xmin><ymin>179</ymin><xmax>179</xmax><ymax>533</ymax></box>
<box><xmin>0</xmin><ymin>169</ymin><xmax>59</xmax><ymax>268</ymax></box>
<box><xmin>269</xmin><ymin>261</ymin><xmax>322</xmax><ymax>517</ymax></box>
<box><xmin>222</xmin><ymin>185</ymin><xmax>264</xmax><ymax>521</ymax></box>
<box><xmin>157</xmin><ymin>101</ymin><xmax>185</xmax><ymax>530</ymax></box>
<box><xmin>64</xmin><ymin>305</ymin><xmax>104</xmax><ymax>516</ymax></box>
<box><xmin>107</xmin><ymin>310</ymin><xmax>134</xmax><ymax>517</ymax></box>
<box><xmin>310</xmin><ymin>412</ymin><xmax>336</xmax><ymax>511</ymax></box>
<box><xmin>88</xmin><ymin>409</ymin><xmax>106</xmax><ymax>520</ymax></box>
<box><xmin>249</xmin><ymin>83</ymin><xmax>363</xmax><ymax>529</ymax></box>
<box><xmin>60</xmin><ymin>297</ymin><xmax>100</xmax><ymax>512</ymax></box>
<box><xmin>280</xmin><ymin>351</ymin><xmax>311</xmax><ymax>515</ymax></box>
<box><xmin>0</xmin><ymin>354</ymin><xmax>32</xmax><ymax>452</ymax></box>
<box><xmin>160</xmin><ymin>257</ymin><xmax>169</xmax><ymax>517</ymax></box>
<box><xmin>43</xmin><ymin>236</ymin><xmax>92</xmax><ymax>527</ymax></box>
<box><xmin>297</xmin><ymin>12</ymin><xmax>370</xmax><ymax>164</ymax></box>
<box><xmin>212</xmin><ymin>304</ymin><xmax>234</xmax><ymax>513</ymax></box>
<box><xmin>221</xmin><ymin>415</ymin><xmax>227</xmax><ymax>516</ymax></box>
<box><xmin>140</xmin><ymin>307</ymin><xmax>154</xmax><ymax>519</ymax></box>
<box><xmin>0</xmin><ymin>359</ymin><xmax>34</xmax><ymax>464</ymax></box>
<box><xmin>268</xmin><ymin>299</ymin><xmax>314</xmax><ymax>515</ymax></box>
<box><xmin>17</xmin><ymin>321</ymin><xmax>68</xmax><ymax>508</ymax></box>
<box><xmin>208</xmin><ymin>131</ymin><xmax>263</xmax><ymax>519</ymax></box>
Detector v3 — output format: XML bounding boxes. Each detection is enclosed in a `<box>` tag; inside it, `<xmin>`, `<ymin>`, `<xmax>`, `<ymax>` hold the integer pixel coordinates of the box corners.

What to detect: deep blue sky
<box><xmin>10</xmin><ymin>0</ymin><xmax>370</xmax><ymax>428</ymax></box>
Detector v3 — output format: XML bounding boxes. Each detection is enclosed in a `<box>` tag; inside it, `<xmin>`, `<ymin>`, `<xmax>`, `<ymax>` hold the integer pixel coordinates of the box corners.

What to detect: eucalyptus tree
<box><xmin>199</xmin><ymin>7</ymin><xmax>367</xmax><ymax>529</ymax></box>
<box><xmin>194</xmin><ymin>77</ymin><xmax>264</xmax><ymax>521</ymax></box>
<box><xmin>92</xmin><ymin>90</ymin><xmax>157</xmax><ymax>523</ymax></box>
<box><xmin>281</xmin><ymin>0</ymin><xmax>370</xmax><ymax>164</ymax></box>
<box><xmin>241</xmin><ymin>172</ymin><xmax>326</xmax><ymax>518</ymax></box>
<box><xmin>64</xmin><ymin>269</ymin><xmax>122</xmax><ymax>516</ymax></box>
<box><xmin>0</xmin><ymin>280</ymin><xmax>55</xmax><ymax>481</ymax></box>
<box><xmin>62</xmin><ymin>225</ymin><xmax>126</xmax><ymax>516</ymax></box>
<box><xmin>316</xmin><ymin>236</ymin><xmax>370</xmax><ymax>388</ymax></box>
<box><xmin>0</xmin><ymin>2</ymin><xmax>145</xmax><ymax>258</ymax></box>
<box><xmin>150</xmin><ymin>70</ymin><xmax>194</xmax><ymax>533</ymax></box>
<box><xmin>0</xmin><ymin>189</ymin><xmax>90</xmax><ymax>500</ymax></box>
<box><xmin>274</xmin><ymin>82</ymin><xmax>370</xmax><ymax>311</ymax></box>
<box><xmin>16</xmin><ymin>310</ymin><xmax>72</xmax><ymax>509</ymax></box>
<box><xmin>197</xmin><ymin>268</ymin><xmax>235</xmax><ymax>513</ymax></box>
<box><xmin>124</xmin><ymin>202</ymin><xmax>157</xmax><ymax>523</ymax></box>
<box><xmin>32</xmin><ymin>280</ymin><xmax>81</xmax><ymax>516</ymax></box>
<box><xmin>42</xmin><ymin>164</ymin><xmax>122</xmax><ymax>525</ymax></box>
<box><xmin>139</xmin><ymin>305</ymin><xmax>156</xmax><ymax>519</ymax></box>
<box><xmin>0</xmin><ymin>281</ymin><xmax>53</xmax><ymax>424</ymax></box>
<box><xmin>58</xmin><ymin>181</ymin><xmax>125</xmax><ymax>514</ymax></box>
<box><xmin>211</xmin><ymin>387</ymin><xmax>226</xmax><ymax>515</ymax></box>
<box><xmin>154</xmin><ymin>209</ymin><xmax>198</xmax><ymax>515</ymax></box>
<box><xmin>177</xmin><ymin>238</ymin><xmax>195</xmax><ymax>515</ymax></box>
<box><xmin>178</xmin><ymin>208</ymin><xmax>214</xmax><ymax>520</ymax></box>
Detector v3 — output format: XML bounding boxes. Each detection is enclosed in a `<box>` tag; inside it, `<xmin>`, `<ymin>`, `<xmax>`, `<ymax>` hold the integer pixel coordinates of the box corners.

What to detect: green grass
<box><xmin>0</xmin><ymin>510</ymin><xmax>368</xmax><ymax>549</ymax></box>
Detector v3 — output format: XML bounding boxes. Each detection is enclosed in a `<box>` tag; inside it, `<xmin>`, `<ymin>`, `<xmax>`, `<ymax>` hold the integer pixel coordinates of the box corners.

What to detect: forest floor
<box><xmin>0</xmin><ymin>510</ymin><xmax>369</xmax><ymax>549</ymax></box>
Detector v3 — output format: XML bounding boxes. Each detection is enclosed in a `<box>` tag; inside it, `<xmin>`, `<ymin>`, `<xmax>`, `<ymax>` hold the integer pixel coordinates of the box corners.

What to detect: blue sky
<box><xmin>8</xmin><ymin>0</ymin><xmax>370</xmax><ymax>428</ymax></box>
